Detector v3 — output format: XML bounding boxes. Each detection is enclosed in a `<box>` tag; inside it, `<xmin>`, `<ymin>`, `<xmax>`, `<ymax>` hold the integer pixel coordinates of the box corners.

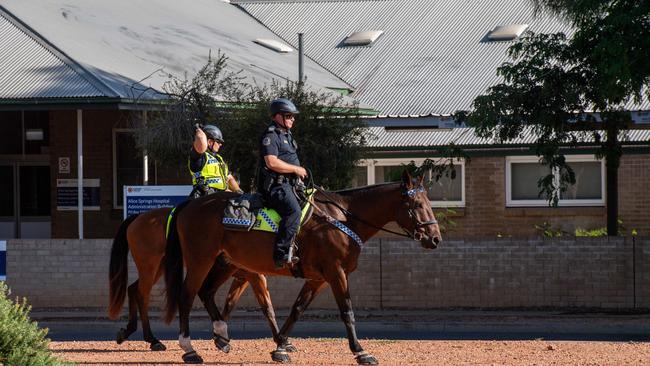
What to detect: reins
<box><xmin>310</xmin><ymin>183</ymin><xmax>431</xmax><ymax>241</ymax></box>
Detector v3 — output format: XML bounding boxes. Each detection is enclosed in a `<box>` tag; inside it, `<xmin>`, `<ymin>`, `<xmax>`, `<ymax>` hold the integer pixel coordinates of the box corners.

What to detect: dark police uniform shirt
<box><xmin>260</xmin><ymin>122</ymin><xmax>300</xmax><ymax>167</ymax></box>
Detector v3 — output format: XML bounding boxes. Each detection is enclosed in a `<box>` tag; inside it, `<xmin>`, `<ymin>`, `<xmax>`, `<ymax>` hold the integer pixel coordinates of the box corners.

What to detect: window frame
<box><xmin>358</xmin><ymin>157</ymin><xmax>466</xmax><ymax>208</ymax></box>
<box><xmin>112</xmin><ymin>128</ymin><xmax>143</xmax><ymax>209</ymax></box>
<box><xmin>505</xmin><ymin>155</ymin><xmax>605</xmax><ymax>207</ymax></box>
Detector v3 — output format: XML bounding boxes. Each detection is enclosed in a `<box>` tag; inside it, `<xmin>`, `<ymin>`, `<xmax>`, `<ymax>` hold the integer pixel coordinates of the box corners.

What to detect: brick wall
<box><xmin>6</xmin><ymin>237</ymin><xmax>648</xmax><ymax>311</ymax></box>
<box><xmin>46</xmin><ymin>108</ymin><xmax>650</xmax><ymax>239</ymax></box>
<box><xmin>49</xmin><ymin>110</ymin><xmax>130</xmax><ymax>238</ymax></box>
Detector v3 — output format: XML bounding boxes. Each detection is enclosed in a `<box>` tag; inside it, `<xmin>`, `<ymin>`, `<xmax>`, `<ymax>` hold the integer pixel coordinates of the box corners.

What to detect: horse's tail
<box><xmin>163</xmin><ymin>199</ymin><xmax>191</xmax><ymax>324</ymax></box>
<box><xmin>108</xmin><ymin>214</ymin><xmax>139</xmax><ymax>320</ymax></box>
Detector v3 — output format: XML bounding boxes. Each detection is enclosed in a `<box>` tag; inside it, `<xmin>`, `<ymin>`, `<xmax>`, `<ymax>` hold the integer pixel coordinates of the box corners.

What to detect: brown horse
<box><xmin>164</xmin><ymin>171</ymin><xmax>442</xmax><ymax>364</ymax></box>
<box><xmin>108</xmin><ymin>205</ymin><xmax>295</xmax><ymax>352</ymax></box>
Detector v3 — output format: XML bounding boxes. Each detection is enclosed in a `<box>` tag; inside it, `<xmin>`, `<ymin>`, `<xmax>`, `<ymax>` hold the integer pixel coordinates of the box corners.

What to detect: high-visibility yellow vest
<box><xmin>188</xmin><ymin>151</ymin><xmax>228</xmax><ymax>191</ymax></box>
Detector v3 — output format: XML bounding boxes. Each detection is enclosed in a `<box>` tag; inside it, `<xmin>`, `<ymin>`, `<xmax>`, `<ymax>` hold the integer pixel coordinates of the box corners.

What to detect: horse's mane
<box><xmin>316</xmin><ymin>182</ymin><xmax>400</xmax><ymax>206</ymax></box>
<box><xmin>333</xmin><ymin>181</ymin><xmax>399</xmax><ymax>196</ymax></box>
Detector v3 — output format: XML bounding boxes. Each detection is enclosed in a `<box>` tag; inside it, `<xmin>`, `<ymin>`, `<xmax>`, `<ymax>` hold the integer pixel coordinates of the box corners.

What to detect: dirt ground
<box><xmin>50</xmin><ymin>338</ymin><xmax>650</xmax><ymax>365</ymax></box>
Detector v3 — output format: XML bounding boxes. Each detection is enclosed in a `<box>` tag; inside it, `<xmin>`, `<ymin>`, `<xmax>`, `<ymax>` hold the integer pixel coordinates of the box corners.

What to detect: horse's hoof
<box><xmin>284</xmin><ymin>342</ymin><xmax>298</xmax><ymax>352</ymax></box>
<box><xmin>271</xmin><ymin>349</ymin><xmax>291</xmax><ymax>363</ymax></box>
<box><xmin>356</xmin><ymin>353</ymin><xmax>378</xmax><ymax>365</ymax></box>
<box><xmin>213</xmin><ymin>334</ymin><xmax>231</xmax><ymax>353</ymax></box>
<box><xmin>149</xmin><ymin>341</ymin><xmax>166</xmax><ymax>351</ymax></box>
<box><xmin>182</xmin><ymin>351</ymin><xmax>203</xmax><ymax>364</ymax></box>
<box><xmin>116</xmin><ymin>328</ymin><xmax>127</xmax><ymax>344</ymax></box>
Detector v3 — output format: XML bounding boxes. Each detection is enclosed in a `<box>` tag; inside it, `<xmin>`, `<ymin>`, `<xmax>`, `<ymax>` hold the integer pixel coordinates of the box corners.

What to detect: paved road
<box><xmin>35</xmin><ymin>309</ymin><xmax>650</xmax><ymax>343</ymax></box>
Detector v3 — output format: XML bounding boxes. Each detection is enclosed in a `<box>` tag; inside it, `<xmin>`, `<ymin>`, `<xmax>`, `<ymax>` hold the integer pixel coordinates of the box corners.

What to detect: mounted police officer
<box><xmin>257</xmin><ymin>98</ymin><xmax>308</xmax><ymax>268</ymax></box>
<box><xmin>189</xmin><ymin>124</ymin><xmax>242</xmax><ymax>199</ymax></box>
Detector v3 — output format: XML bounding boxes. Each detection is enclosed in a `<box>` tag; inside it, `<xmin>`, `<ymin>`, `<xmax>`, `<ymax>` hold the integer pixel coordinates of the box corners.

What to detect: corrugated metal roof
<box><xmin>0</xmin><ymin>11</ymin><xmax>106</xmax><ymax>99</ymax></box>
<box><xmin>1</xmin><ymin>0</ymin><xmax>350</xmax><ymax>103</ymax></box>
<box><xmin>364</xmin><ymin>126</ymin><xmax>650</xmax><ymax>149</ymax></box>
<box><xmin>236</xmin><ymin>0</ymin><xmax>650</xmax><ymax>115</ymax></box>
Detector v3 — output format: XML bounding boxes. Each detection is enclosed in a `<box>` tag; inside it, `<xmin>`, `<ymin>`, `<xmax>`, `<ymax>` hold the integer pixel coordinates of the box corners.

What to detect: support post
<box><xmin>77</xmin><ymin>109</ymin><xmax>84</xmax><ymax>239</ymax></box>
<box><xmin>298</xmin><ymin>33</ymin><xmax>304</xmax><ymax>84</ymax></box>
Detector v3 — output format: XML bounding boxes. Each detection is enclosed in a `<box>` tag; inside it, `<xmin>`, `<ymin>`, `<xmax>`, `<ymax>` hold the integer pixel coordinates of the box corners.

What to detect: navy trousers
<box><xmin>266</xmin><ymin>183</ymin><xmax>301</xmax><ymax>257</ymax></box>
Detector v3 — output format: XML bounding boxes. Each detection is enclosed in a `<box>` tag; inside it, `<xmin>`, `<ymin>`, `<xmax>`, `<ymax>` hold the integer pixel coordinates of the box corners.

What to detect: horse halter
<box><xmin>401</xmin><ymin>186</ymin><xmax>438</xmax><ymax>241</ymax></box>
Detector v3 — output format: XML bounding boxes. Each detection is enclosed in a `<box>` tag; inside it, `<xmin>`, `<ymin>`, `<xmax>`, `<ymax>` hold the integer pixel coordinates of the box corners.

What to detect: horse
<box><xmin>108</xmin><ymin>205</ymin><xmax>296</xmax><ymax>352</ymax></box>
<box><xmin>164</xmin><ymin>171</ymin><xmax>442</xmax><ymax>364</ymax></box>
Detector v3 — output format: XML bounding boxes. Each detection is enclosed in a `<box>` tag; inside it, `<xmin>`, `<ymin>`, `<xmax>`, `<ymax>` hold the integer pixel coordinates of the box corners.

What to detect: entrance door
<box><xmin>0</xmin><ymin>163</ymin><xmax>51</xmax><ymax>239</ymax></box>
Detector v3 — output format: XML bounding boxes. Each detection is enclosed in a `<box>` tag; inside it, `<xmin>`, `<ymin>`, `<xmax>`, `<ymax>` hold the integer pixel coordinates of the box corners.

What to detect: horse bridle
<box><xmin>402</xmin><ymin>186</ymin><xmax>438</xmax><ymax>240</ymax></box>
<box><xmin>313</xmin><ymin>184</ymin><xmax>438</xmax><ymax>241</ymax></box>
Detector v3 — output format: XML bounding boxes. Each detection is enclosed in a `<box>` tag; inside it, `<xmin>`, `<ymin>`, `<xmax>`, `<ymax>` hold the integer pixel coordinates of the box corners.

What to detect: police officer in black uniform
<box><xmin>257</xmin><ymin>98</ymin><xmax>308</xmax><ymax>268</ymax></box>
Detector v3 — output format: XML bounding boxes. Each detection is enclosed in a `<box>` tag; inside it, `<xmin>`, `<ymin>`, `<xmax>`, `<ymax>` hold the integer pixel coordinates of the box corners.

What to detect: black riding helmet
<box><xmin>201</xmin><ymin>124</ymin><xmax>224</xmax><ymax>143</ymax></box>
<box><xmin>269</xmin><ymin>98</ymin><xmax>299</xmax><ymax>116</ymax></box>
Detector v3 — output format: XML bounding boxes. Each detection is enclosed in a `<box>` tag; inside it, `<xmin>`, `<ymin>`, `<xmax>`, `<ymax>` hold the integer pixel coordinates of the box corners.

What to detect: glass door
<box><xmin>0</xmin><ymin>165</ymin><xmax>16</xmax><ymax>239</ymax></box>
<box><xmin>0</xmin><ymin>163</ymin><xmax>51</xmax><ymax>239</ymax></box>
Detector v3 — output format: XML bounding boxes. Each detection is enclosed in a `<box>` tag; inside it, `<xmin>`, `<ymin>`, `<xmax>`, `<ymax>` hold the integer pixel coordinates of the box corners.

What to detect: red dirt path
<box><xmin>51</xmin><ymin>338</ymin><xmax>649</xmax><ymax>365</ymax></box>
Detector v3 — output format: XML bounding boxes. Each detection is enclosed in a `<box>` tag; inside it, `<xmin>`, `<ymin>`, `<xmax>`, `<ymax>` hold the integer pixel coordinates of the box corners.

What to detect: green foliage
<box><xmin>135</xmin><ymin>52</ymin><xmax>366</xmax><ymax>191</ymax></box>
<box><xmin>534</xmin><ymin>222</ymin><xmax>569</xmax><ymax>237</ymax></box>
<box><xmin>219</xmin><ymin>81</ymin><xmax>366</xmax><ymax>191</ymax></box>
<box><xmin>456</xmin><ymin>1</ymin><xmax>650</xmax><ymax>235</ymax></box>
<box><xmin>535</xmin><ymin>218</ymin><xmax>637</xmax><ymax>237</ymax></box>
<box><xmin>0</xmin><ymin>282</ymin><xmax>71</xmax><ymax>366</ymax></box>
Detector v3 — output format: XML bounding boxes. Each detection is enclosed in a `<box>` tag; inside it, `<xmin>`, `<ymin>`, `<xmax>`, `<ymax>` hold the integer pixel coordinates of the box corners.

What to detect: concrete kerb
<box><xmin>30</xmin><ymin>308</ymin><xmax>650</xmax><ymax>336</ymax></box>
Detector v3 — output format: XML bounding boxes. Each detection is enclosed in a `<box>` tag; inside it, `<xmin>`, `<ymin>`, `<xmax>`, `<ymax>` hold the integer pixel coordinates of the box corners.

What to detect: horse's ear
<box><xmin>401</xmin><ymin>170</ymin><xmax>413</xmax><ymax>187</ymax></box>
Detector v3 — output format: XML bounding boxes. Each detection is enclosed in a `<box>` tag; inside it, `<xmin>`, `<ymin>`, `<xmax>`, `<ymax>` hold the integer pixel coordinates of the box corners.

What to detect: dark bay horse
<box><xmin>108</xmin><ymin>205</ymin><xmax>294</xmax><ymax>352</ymax></box>
<box><xmin>164</xmin><ymin>171</ymin><xmax>442</xmax><ymax>364</ymax></box>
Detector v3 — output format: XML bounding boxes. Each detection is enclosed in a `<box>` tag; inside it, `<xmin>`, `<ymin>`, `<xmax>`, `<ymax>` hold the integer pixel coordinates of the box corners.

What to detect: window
<box><xmin>19</xmin><ymin>165</ymin><xmax>50</xmax><ymax>216</ymax></box>
<box><xmin>348</xmin><ymin>166</ymin><xmax>368</xmax><ymax>188</ymax></box>
<box><xmin>506</xmin><ymin>155</ymin><xmax>604</xmax><ymax>207</ymax></box>
<box><xmin>355</xmin><ymin>158</ymin><xmax>465</xmax><ymax>207</ymax></box>
<box><xmin>0</xmin><ymin>111</ymin><xmax>49</xmax><ymax>155</ymax></box>
<box><xmin>113</xmin><ymin>130</ymin><xmax>146</xmax><ymax>208</ymax></box>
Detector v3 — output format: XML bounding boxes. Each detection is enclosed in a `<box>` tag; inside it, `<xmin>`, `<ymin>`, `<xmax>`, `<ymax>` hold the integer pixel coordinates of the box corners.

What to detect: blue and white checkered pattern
<box><xmin>259</xmin><ymin>210</ymin><xmax>279</xmax><ymax>233</ymax></box>
<box><xmin>206</xmin><ymin>177</ymin><xmax>223</xmax><ymax>185</ymax></box>
<box><xmin>329</xmin><ymin>219</ymin><xmax>363</xmax><ymax>247</ymax></box>
<box><xmin>222</xmin><ymin>217</ymin><xmax>253</xmax><ymax>227</ymax></box>
<box><xmin>0</xmin><ymin>240</ymin><xmax>6</xmax><ymax>281</ymax></box>
<box><xmin>406</xmin><ymin>187</ymin><xmax>426</xmax><ymax>197</ymax></box>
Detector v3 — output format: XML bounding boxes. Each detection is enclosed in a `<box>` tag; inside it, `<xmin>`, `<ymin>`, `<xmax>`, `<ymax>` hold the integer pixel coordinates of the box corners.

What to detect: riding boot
<box><xmin>273</xmin><ymin>240</ymin><xmax>298</xmax><ymax>269</ymax></box>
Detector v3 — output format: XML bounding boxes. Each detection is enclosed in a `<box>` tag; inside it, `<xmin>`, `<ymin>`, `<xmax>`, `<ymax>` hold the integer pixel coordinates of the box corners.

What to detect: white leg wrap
<box><xmin>179</xmin><ymin>335</ymin><xmax>195</xmax><ymax>353</ymax></box>
<box><xmin>213</xmin><ymin>320</ymin><xmax>228</xmax><ymax>335</ymax></box>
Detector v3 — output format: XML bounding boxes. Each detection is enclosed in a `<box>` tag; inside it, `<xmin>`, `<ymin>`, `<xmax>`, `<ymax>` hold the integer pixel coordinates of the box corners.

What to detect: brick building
<box><xmin>1</xmin><ymin>0</ymin><xmax>650</xmax><ymax>240</ymax></box>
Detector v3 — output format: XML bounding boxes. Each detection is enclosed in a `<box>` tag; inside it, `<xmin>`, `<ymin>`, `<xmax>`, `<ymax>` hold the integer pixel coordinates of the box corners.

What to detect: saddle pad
<box><xmin>252</xmin><ymin>203</ymin><xmax>311</xmax><ymax>233</ymax></box>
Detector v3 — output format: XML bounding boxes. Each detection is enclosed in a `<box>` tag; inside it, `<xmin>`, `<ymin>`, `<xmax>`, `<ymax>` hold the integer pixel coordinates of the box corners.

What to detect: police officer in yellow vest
<box><xmin>188</xmin><ymin>124</ymin><xmax>242</xmax><ymax>199</ymax></box>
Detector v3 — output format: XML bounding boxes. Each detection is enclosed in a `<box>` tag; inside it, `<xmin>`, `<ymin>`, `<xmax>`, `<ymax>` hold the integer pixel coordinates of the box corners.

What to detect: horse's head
<box><xmin>395</xmin><ymin>170</ymin><xmax>442</xmax><ymax>249</ymax></box>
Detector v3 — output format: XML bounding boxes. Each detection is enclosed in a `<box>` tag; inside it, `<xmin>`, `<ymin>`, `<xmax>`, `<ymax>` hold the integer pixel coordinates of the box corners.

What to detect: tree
<box><xmin>135</xmin><ymin>52</ymin><xmax>367</xmax><ymax>191</ymax></box>
<box><xmin>456</xmin><ymin>0</ymin><xmax>650</xmax><ymax>235</ymax></box>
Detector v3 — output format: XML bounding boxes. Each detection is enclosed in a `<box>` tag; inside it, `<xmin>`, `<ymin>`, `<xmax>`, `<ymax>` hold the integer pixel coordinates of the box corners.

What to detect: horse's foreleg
<box><xmin>245</xmin><ymin>272</ymin><xmax>281</xmax><ymax>345</ymax></box>
<box><xmin>271</xmin><ymin>279</ymin><xmax>326</xmax><ymax>363</ymax></box>
<box><xmin>222</xmin><ymin>271</ymin><xmax>249</xmax><ymax>320</ymax></box>
<box><xmin>325</xmin><ymin>267</ymin><xmax>377</xmax><ymax>366</ymax></box>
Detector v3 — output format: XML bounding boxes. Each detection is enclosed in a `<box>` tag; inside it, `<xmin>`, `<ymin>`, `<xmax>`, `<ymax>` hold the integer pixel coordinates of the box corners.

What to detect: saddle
<box><xmin>222</xmin><ymin>190</ymin><xmax>313</xmax><ymax>233</ymax></box>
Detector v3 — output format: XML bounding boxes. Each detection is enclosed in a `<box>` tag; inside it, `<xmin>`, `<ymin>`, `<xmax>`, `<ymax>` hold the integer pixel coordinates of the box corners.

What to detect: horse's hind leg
<box><xmin>325</xmin><ymin>267</ymin><xmax>377</xmax><ymax>365</ymax></box>
<box><xmin>198</xmin><ymin>257</ymin><xmax>238</xmax><ymax>353</ymax></box>
<box><xmin>116</xmin><ymin>280</ymin><xmax>139</xmax><ymax>344</ymax></box>
<box><xmin>138</xmin><ymin>268</ymin><xmax>166</xmax><ymax>351</ymax></box>
<box><xmin>271</xmin><ymin>279</ymin><xmax>327</xmax><ymax>363</ymax></box>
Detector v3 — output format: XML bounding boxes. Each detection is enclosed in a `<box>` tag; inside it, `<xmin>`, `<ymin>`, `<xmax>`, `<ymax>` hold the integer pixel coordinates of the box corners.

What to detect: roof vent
<box><xmin>254</xmin><ymin>38</ymin><xmax>293</xmax><ymax>53</ymax></box>
<box><xmin>487</xmin><ymin>24</ymin><xmax>529</xmax><ymax>41</ymax></box>
<box><xmin>343</xmin><ymin>30</ymin><xmax>384</xmax><ymax>46</ymax></box>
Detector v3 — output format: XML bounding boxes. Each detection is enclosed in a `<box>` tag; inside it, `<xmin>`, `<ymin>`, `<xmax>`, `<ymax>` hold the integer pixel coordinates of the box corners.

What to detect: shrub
<box><xmin>0</xmin><ymin>282</ymin><xmax>71</xmax><ymax>366</ymax></box>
